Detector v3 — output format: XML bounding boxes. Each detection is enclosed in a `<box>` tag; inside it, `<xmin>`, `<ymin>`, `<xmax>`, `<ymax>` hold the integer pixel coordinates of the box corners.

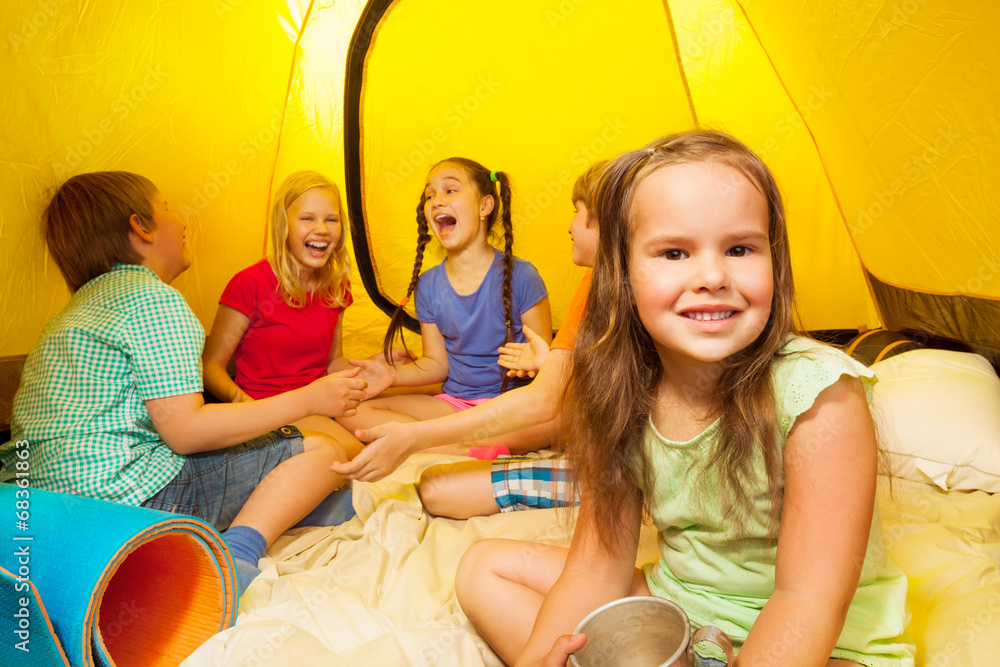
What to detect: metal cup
<box><xmin>568</xmin><ymin>596</ymin><xmax>734</xmax><ymax>667</ymax></box>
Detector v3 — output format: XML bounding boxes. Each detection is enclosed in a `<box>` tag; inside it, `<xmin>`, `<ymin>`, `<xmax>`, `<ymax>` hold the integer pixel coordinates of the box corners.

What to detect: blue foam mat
<box><xmin>0</xmin><ymin>484</ymin><xmax>236</xmax><ymax>667</ymax></box>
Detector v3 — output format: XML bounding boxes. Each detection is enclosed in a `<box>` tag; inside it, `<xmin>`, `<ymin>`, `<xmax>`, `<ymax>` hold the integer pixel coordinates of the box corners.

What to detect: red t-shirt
<box><xmin>220</xmin><ymin>259</ymin><xmax>352</xmax><ymax>399</ymax></box>
<box><xmin>551</xmin><ymin>271</ymin><xmax>592</xmax><ymax>351</ymax></box>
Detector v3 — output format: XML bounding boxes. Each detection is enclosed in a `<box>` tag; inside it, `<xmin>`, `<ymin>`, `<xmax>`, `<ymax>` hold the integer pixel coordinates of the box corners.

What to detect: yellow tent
<box><xmin>3</xmin><ymin>0</ymin><xmax>997</xmax><ymax>366</ymax></box>
<box><xmin>2</xmin><ymin>2</ymin><xmax>999</xmax><ymax>664</ymax></box>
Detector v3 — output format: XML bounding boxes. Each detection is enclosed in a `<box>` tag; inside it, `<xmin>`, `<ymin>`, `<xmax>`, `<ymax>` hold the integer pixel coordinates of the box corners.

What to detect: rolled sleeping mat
<box><xmin>0</xmin><ymin>565</ymin><xmax>71</xmax><ymax>665</ymax></box>
<box><xmin>0</xmin><ymin>484</ymin><xmax>237</xmax><ymax>667</ymax></box>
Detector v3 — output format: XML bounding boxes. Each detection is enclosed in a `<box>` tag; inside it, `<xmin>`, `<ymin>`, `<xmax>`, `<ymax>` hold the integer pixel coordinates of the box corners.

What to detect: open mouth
<box><xmin>434</xmin><ymin>213</ymin><xmax>457</xmax><ymax>236</ymax></box>
<box><xmin>681</xmin><ymin>310</ymin><xmax>736</xmax><ymax>321</ymax></box>
<box><xmin>305</xmin><ymin>240</ymin><xmax>330</xmax><ymax>257</ymax></box>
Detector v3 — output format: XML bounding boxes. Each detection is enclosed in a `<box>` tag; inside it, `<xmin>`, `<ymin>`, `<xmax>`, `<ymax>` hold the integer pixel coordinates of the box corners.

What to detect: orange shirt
<box><xmin>551</xmin><ymin>271</ymin><xmax>592</xmax><ymax>351</ymax></box>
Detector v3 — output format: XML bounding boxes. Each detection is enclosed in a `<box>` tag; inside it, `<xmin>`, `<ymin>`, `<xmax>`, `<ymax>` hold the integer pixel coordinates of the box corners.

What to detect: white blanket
<box><xmin>183</xmin><ymin>456</ymin><xmax>1000</xmax><ymax>666</ymax></box>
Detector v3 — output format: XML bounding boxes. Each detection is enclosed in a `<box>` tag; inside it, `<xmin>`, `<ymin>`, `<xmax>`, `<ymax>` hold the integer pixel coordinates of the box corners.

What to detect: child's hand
<box><xmin>329</xmin><ymin>423</ymin><xmax>412</xmax><ymax>482</ymax></box>
<box><xmin>349</xmin><ymin>358</ymin><xmax>395</xmax><ymax>399</ymax></box>
<box><xmin>498</xmin><ymin>325</ymin><xmax>550</xmax><ymax>378</ymax></box>
<box><xmin>522</xmin><ymin>633</ymin><xmax>586</xmax><ymax>667</ymax></box>
<box><xmin>312</xmin><ymin>367</ymin><xmax>367</xmax><ymax>417</ymax></box>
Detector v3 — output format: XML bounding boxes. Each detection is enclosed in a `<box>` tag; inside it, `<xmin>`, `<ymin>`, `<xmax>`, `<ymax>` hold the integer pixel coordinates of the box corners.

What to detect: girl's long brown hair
<box><xmin>566</xmin><ymin>131</ymin><xmax>796</xmax><ymax>550</ymax></box>
<box><xmin>383</xmin><ymin>158</ymin><xmax>517</xmax><ymax>391</ymax></box>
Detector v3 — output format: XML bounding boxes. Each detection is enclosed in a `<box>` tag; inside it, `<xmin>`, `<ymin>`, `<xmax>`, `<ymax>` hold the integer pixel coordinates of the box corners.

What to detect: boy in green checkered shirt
<box><xmin>0</xmin><ymin>171</ymin><xmax>367</xmax><ymax>596</ymax></box>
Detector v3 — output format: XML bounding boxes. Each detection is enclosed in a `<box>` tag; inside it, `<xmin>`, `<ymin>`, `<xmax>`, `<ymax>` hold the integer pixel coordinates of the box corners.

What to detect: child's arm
<box><xmin>329</xmin><ymin>317</ymin><xmax>416</xmax><ymax>376</ymax></box>
<box><xmin>354</xmin><ymin>348</ymin><xmax>571</xmax><ymax>469</ymax></box>
<box><xmin>203</xmin><ymin>304</ymin><xmax>254</xmax><ymax>402</ymax></box>
<box><xmin>521</xmin><ymin>296</ymin><xmax>553</xmax><ymax>345</ymax></box>
<box><xmin>737</xmin><ymin>376</ymin><xmax>877</xmax><ymax>666</ymax></box>
<box><xmin>516</xmin><ymin>492</ymin><xmax>644</xmax><ymax>667</ymax></box>
<box><xmin>145</xmin><ymin>368</ymin><xmax>366</xmax><ymax>455</ymax></box>
<box><xmin>350</xmin><ymin>322</ymin><xmax>450</xmax><ymax>398</ymax></box>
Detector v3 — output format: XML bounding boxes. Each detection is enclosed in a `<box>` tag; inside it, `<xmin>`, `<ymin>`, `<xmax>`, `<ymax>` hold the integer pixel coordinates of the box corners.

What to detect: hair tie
<box><xmin>399</xmin><ymin>296</ymin><xmax>410</xmax><ymax>307</ymax></box>
<box><xmin>489</xmin><ymin>171</ymin><xmax>499</xmax><ymax>183</ymax></box>
<box><xmin>646</xmin><ymin>147</ymin><xmax>655</xmax><ymax>155</ymax></box>
<box><xmin>504</xmin><ymin>320</ymin><xmax>511</xmax><ymax>327</ymax></box>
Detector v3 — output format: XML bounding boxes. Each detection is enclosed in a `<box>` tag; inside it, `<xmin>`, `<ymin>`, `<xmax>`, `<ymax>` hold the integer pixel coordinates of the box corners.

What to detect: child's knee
<box><xmin>301</xmin><ymin>432</ymin><xmax>348</xmax><ymax>462</ymax></box>
<box><xmin>416</xmin><ymin>464</ymin><xmax>450</xmax><ymax>509</ymax></box>
<box><xmin>456</xmin><ymin>538</ymin><xmax>497</xmax><ymax>600</ymax></box>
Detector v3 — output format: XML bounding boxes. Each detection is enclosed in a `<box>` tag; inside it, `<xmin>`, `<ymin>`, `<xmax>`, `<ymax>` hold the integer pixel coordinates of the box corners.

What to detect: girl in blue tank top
<box><xmin>333</xmin><ymin>157</ymin><xmax>551</xmax><ymax>482</ymax></box>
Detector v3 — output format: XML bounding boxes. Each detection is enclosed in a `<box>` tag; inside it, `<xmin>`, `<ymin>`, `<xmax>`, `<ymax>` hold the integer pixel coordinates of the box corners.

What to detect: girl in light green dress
<box><xmin>455</xmin><ymin>130</ymin><xmax>915</xmax><ymax>667</ymax></box>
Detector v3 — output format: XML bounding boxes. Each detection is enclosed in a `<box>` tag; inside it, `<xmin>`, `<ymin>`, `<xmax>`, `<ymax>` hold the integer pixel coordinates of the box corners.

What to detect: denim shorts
<box><xmin>141</xmin><ymin>425</ymin><xmax>304</xmax><ymax>531</ymax></box>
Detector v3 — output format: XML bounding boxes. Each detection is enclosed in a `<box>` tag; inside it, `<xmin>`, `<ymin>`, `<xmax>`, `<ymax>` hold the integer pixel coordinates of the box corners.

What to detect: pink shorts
<box><xmin>434</xmin><ymin>393</ymin><xmax>490</xmax><ymax>412</ymax></box>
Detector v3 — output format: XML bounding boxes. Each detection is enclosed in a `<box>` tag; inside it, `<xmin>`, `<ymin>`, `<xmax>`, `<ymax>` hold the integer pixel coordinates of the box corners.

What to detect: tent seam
<box><xmin>263</xmin><ymin>0</ymin><xmax>318</xmax><ymax>257</ymax></box>
<box><xmin>734</xmin><ymin>0</ymin><xmax>885</xmax><ymax>325</ymax></box>
<box><xmin>661</xmin><ymin>0</ymin><xmax>698</xmax><ymax>128</ymax></box>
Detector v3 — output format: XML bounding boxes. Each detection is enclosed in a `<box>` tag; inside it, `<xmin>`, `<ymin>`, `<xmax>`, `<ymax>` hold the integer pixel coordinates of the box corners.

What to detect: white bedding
<box><xmin>182</xmin><ymin>455</ymin><xmax>1000</xmax><ymax>666</ymax></box>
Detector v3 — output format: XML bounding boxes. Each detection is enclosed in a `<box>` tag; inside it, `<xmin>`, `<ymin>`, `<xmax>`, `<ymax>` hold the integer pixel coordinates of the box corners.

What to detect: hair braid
<box><xmin>382</xmin><ymin>201</ymin><xmax>432</xmax><ymax>363</ymax></box>
<box><xmin>496</xmin><ymin>171</ymin><xmax>515</xmax><ymax>392</ymax></box>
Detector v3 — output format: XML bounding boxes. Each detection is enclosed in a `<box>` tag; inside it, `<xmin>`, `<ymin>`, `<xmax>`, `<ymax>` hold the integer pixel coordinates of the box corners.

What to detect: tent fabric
<box><xmin>2</xmin><ymin>1</ymin><xmax>1000</xmax><ymax>664</ymax></box>
<box><xmin>867</xmin><ymin>273</ymin><xmax>1000</xmax><ymax>363</ymax></box>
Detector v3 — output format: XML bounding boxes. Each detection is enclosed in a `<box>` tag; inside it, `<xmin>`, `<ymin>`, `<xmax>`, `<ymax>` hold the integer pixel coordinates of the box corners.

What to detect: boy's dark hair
<box><xmin>44</xmin><ymin>171</ymin><xmax>157</xmax><ymax>292</ymax></box>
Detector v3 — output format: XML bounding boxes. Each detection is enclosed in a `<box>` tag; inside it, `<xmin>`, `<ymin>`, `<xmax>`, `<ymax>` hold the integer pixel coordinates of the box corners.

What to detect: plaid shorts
<box><xmin>491</xmin><ymin>454</ymin><xmax>578</xmax><ymax>512</ymax></box>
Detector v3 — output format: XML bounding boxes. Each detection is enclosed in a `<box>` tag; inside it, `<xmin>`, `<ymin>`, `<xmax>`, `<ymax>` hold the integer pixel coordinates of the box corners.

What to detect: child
<box><xmin>203</xmin><ymin>171</ymin><xmax>362</xmax><ymax>459</ymax></box>
<box><xmin>354</xmin><ymin>161</ymin><xmax>608</xmax><ymax>518</ymax></box>
<box><xmin>455</xmin><ymin>132</ymin><xmax>915</xmax><ymax>666</ymax></box>
<box><xmin>333</xmin><ymin>158</ymin><xmax>552</xmax><ymax>482</ymax></box>
<box><xmin>0</xmin><ymin>172</ymin><xmax>367</xmax><ymax>596</ymax></box>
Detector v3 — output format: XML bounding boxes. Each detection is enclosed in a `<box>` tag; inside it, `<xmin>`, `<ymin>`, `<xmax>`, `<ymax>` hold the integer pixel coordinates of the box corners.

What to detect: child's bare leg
<box><xmin>456</xmin><ymin>538</ymin><xmax>651</xmax><ymax>664</ymax></box>
<box><xmin>228</xmin><ymin>431</ymin><xmax>347</xmax><ymax>543</ymax></box>
<box><xmin>293</xmin><ymin>415</ymin><xmax>364</xmax><ymax>458</ymax></box>
<box><xmin>456</xmin><ymin>539</ymin><xmax>569</xmax><ymax>663</ymax></box>
<box><xmin>418</xmin><ymin>460</ymin><xmax>497</xmax><ymax>518</ymax></box>
<box><xmin>338</xmin><ymin>394</ymin><xmax>457</xmax><ymax>431</ymax></box>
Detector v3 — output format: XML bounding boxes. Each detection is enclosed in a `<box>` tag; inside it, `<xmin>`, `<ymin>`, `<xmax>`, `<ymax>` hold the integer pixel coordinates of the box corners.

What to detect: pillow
<box><xmin>871</xmin><ymin>349</ymin><xmax>1000</xmax><ymax>492</ymax></box>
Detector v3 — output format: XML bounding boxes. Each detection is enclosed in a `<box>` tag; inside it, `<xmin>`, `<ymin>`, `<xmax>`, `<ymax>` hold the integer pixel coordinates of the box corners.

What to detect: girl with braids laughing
<box><xmin>333</xmin><ymin>158</ymin><xmax>551</xmax><ymax>482</ymax></box>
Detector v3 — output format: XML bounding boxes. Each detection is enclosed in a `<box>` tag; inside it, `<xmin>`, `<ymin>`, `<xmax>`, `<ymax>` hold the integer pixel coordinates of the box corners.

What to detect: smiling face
<box><xmin>628</xmin><ymin>161</ymin><xmax>773</xmax><ymax>371</ymax></box>
<box><xmin>423</xmin><ymin>162</ymin><xmax>493</xmax><ymax>253</ymax></box>
<box><xmin>568</xmin><ymin>200</ymin><xmax>598</xmax><ymax>268</ymax></box>
<box><xmin>285</xmin><ymin>187</ymin><xmax>341</xmax><ymax>283</ymax></box>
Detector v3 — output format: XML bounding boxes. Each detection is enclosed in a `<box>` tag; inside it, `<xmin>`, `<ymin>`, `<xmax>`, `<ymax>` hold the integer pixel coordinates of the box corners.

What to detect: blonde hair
<box><xmin>268</xmin><ymin>171</ymin><xmax>351</xmax><ymax>308</ymax></box>
<box><xmin>44</xmin><ymin>171</ymin><xmax>157</xmax><ymax>292</ymax></box>
<box><xmin>572</xmin><ymin>159</ymin><xmax>609</xmax><ymax>223</ymax></box>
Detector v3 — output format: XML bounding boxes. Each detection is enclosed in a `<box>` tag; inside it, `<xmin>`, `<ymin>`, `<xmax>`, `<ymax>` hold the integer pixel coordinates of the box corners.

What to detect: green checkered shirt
<box><xmin>0</xmin><ymin>264</ymin><xmax>203</xmax><ymax>504</ymax></box>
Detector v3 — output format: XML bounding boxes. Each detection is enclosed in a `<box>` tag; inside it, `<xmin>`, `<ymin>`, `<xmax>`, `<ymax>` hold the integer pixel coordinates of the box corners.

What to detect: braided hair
<box><xmin>382</xmin><ymin>158</ymin><xmax>516</xmax><ymax>392</ymax></box>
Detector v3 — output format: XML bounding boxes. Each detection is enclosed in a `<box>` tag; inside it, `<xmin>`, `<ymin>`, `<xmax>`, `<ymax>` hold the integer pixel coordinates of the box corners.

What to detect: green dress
<box><xmin>640</xmin><ymin>336</ymin><xmax>915</xmax><ymax>666</ymax></box>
